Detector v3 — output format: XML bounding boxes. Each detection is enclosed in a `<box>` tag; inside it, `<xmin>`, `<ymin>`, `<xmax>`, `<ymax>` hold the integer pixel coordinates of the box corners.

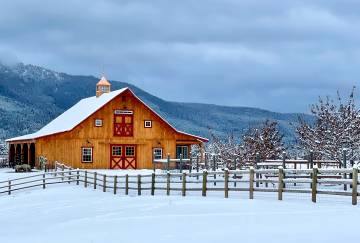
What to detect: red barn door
<box><xmin>110</xmin><ymin>144</ymin><xmax>137</xmax><ymax>169</ymax></box>
<box><xmin>114</xmin><ymin>110</ymin><xmax>133</xmax><ymax>137</ymax></box>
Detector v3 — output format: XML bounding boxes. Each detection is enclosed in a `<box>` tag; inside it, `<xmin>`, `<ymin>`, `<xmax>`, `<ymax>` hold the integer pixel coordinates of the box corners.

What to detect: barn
<box><xmin>6</xmin><ymin>77</ymin><xmax>208</xmax><ymax>169</ymax></box>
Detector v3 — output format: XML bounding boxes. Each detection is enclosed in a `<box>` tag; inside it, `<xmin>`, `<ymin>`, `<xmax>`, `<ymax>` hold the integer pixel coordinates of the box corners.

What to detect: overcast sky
<box><xmin>0</xmin><ymin>0</ymin><xmax>359</xmax><ymax>113</ymax></box>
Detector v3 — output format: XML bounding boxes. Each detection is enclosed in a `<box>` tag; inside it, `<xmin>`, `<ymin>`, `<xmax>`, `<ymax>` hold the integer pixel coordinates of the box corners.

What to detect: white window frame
<box><xmin>144</xmin><ymin>120</ymin><xmax>152</xmax><ymax>128</ymax></box>
<box><xmin>95</xmin><ymin>119</ymin><xmax>103</xmax><ymax>127</ymax></box>
<box><xmin>153</xmin><ymin>148</ymin><xmax>163</xmax><ymax>160</ymax></box>
<box><xmin>82</xmin><ymin>147</ymin><xmax>93</xmax><ymax>163</ymax></box>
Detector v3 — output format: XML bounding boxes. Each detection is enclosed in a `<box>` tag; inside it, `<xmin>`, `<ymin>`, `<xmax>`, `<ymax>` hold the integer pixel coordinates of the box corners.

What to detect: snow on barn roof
<box><xmin>6</xmin><ymin>87</ymin><xmax>208</xmax><ymax>142</ymax></box>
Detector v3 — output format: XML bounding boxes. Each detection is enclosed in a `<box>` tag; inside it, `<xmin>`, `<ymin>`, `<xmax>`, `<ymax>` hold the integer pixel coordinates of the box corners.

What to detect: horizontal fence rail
<box><xmin>1</xmin><ymin>162</ymin><xmax>358</xmax><ymax>206</ymax></box>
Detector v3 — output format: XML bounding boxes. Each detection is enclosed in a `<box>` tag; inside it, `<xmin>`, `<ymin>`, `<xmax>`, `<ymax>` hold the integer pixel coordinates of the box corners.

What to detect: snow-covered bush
<box><xmin>0</xmin><ymin>144</ymin><xmax>8</xmax><ymax>155</ymax></box>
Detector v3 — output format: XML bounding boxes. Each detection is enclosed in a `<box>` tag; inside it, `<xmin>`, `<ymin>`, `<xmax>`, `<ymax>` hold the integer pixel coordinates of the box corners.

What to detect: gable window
<box><xmin>153</xmin><ymin>148</ymin><xmax>163</xmax><ymax>160</ymax></box>
<box><xmin>82</xmin><ymin>147</ymin><xmax>93</xmax><ymax>163</ymax></box>
<box><xmin>144</xmin><ymin>120</ymin><xmax>152</xmax><ymax>128</ymax></box>
<box><xmin>176</xmin><ymin>145</ymin><xmax>189</xmax><ymax>159</ymax></box>
<box><xmin>95</xmin><ymin>119</ymin><xmax>103</xmax><ymax>127</ymax></box>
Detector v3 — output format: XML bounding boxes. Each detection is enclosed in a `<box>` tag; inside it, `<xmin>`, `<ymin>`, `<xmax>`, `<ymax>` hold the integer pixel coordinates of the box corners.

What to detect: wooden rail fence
<box><xmin>1</xmin><ymin>162</ymin><xmax>358</xmax><ymax>206</ymax></box>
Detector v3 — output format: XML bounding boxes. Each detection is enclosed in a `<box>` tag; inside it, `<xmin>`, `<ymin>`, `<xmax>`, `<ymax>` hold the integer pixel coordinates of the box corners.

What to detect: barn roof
<box><xmin>6</xmin><ymin>87</ymin><xmax>208</xmax><ymax>143</ymax></box>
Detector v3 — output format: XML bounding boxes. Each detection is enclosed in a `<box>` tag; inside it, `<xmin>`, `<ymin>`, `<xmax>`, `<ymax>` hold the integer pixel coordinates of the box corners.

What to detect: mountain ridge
<box><xmin>0</xmin><ymin>62</ymin><xmax>312</xmax><ymax>144</ymax></box>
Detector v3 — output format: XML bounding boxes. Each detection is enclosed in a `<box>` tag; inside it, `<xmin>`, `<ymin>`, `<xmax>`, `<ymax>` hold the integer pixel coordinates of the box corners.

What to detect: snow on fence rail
<box><xmin>1</xmin><ymin>162</ymin><xmax>358</xmax><ymax>205</ymax></box>
<box><xmin>53</xmin><ymin>162</ymin><xmax>359</xmax><ymax>205</ymax></box>
<box><xmin>0</xmin><ymin>170</ymin><xmax>79</xmax><ymax>195</ymax></box>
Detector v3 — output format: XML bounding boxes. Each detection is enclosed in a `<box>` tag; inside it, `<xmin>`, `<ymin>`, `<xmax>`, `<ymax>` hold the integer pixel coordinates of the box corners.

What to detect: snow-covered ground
<box><xmin>0</xmin><ymin>168</ymin><xmax>359</xmax><ymax>243</ymax></box>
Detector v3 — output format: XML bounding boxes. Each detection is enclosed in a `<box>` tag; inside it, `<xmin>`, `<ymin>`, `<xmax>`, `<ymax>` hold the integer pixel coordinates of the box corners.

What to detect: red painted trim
<box><xmin>81</xmin><ymin>146</ymin><xmax>94</xmax><ymax>163</ymax></box>
<box><xmin>113</xmin><ymin>109</ymin><xmax>134</xmax><ymax>137</ymax></box>
<box><xmin>110</xmin><ymin>144</ymin><xmax>137</xmax><ymax>169</ymax></box>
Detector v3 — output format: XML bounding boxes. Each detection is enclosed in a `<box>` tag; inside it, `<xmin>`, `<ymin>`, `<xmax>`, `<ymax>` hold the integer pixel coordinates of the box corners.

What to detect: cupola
<box><xmin>96</xmin><ymin>76</ymin><xmax>111</xmax><ymax>97</ymax></box>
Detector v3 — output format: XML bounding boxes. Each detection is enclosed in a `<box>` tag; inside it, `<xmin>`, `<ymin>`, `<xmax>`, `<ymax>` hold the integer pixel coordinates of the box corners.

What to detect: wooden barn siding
<box><xmin>34</xmin><ymin>90</ymin><xmax>201</xmax><ymax>169</ymax></box>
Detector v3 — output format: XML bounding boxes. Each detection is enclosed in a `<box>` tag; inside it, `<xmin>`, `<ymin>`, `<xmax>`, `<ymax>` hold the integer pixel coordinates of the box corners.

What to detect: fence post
<box><xmin>249</xmin><ymin>167</ymin><xmax>254</xmax><ymax>199</ymax></box>
<box><xmin>282</xmin><ymin>152</ymin><xmax>286</xmax><ymax>169</ymax></box>
<box><xmin>233</xmin><ymin>159</ymin><xmax>237</xmax><ymax>188</ymax></box>
<box><xmin>84</xmin><ymin>171</ymin><xmax>88</xmax><ymax>188</ymax></box>
<box><xmin>309</xmin><ymin>151</ymin><xmax>314</xmax><ymax>169</ymax></box>
<box><xmin>103</xmin><ymin>174</ymin><xmax>106</xmax><ymax>192</ymax></box>
<box><xmin>76</xmin><ymin>169</ymin><xmax>79</xmax><ymax>185</ymax></box>
<box><xmin>62</xmin><ymin>165</ymin><xmax>65</xmax><ymax>182</ymax></box>
<box><xmin>343</xmin><ymin>149</ymin><xmax>347</xmax><ymax>191</ymax></box>
<box><xmin>94</xmin><ymin>172</ymin><xmax>97</xmax><ymax>189</ymax></box>
<box><xmin>137</xmin><ymin>174</ymin><xmax>141</xmax><ymax>196</ymax></box>
<box><xmin>114</xmin><ymin>175</ymin><xmax>117</xmax><ymax>195</ymax></box>
<box><xmin>213</xmin><ymin>155</ymin><xmax>216</xmax><ymax>171</ymax></box>
<box><xmin>54</xmin><ymin>162</ymin><xmax>57</xmax><ymax>177</ymax></box>
<box><xmin>151</xmin><ymin>173</ymin><xmax>155</xmax><ymax>196</ymax></box>
<box><xmin>352</xmin><ymin>166</ymin><xmax>358</xmax><ymax>205</ymax></box>
<box><xmin>213</xmin><ymin>156</ymin><xmax>217</xmax><ymax>186</ymax></box>
<box><xmin>202</xmin><ymin>170</ymin><xmax>207</xmax><ymax>197</ymax></box>
<box><xmin>43</xmin><ymin>173</ymin><xmax>46</xmax><ymax>189</ymax></box>
<box><xmin>278</xmin><ymin>167</ymin><xmax>284</xmax><ymax>200</ymax></box>
<box><xmin>182</xmin><ymin>172</ymin><xmax>186</xmax><ymax>197</ymax></box>
<box><xmin>205</xmin><ymin>153</ymin><xmax>208</xmax><ymax>170</ymax></box>
<box><xmin>125</xmin><ymin>174</ymin><xmax>129</xmax><ymax>195</ymax></box>
<box><xmin>167</xmin><ymin>154</ymin><xmax>170</xmax><ymax>172</ymax></box>
<box><xmin>282</xmin><ymin>152</ymin><xmax>286</xmax><ymax>188</ymax></box>
<box><xmin>224</xmin><ymin>169</ymin><xmax>229</xmax><ymax>198</ymax></box>
<box><xmin>68</xmin><ymin>169</ymin><xmax>71</xmax><ymax>184</ymax></box>
<box><xmin>153</xmin><ymin>151</ymin><xmax>156</xmax><ymax>172</ymax></box>
<box><xmin>311</xmin><ymin>167</ymin><xmax>318</xmax><ymax>203</ymax></box>
<box><xmin>189</xmin><ymin>157</ymin><xmax>192</xmax><ymax>174</ymax></box>
<box><xmin>180</xmin><ymin>154</ymin><xmax>183</xmax><ymax>174</ymax></box>
<box><xmin>166</xmin><ymin>172</ymin><xmax>171</xmax><ymax>196</ymax></box>
<box><xmin>255</xmin><ymin>153</ymin><xmax>260</xmax><ymax>188</ymax></box>
<box><xmin>8</xmin><ymin>180</ymin><xmax>11</xmax><ymax>195</ymax></box>
<box><xmin>196</xmin><ymin>156</ymin><xmax>199</xmax><ymax>180</ymax></box>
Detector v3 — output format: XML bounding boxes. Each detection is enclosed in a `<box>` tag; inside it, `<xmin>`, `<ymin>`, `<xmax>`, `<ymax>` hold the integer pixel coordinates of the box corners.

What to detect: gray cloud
<box><xmin>0</xmin><ymin>0</ymin><xmax>359</xmax><ymax>112</ymax></box>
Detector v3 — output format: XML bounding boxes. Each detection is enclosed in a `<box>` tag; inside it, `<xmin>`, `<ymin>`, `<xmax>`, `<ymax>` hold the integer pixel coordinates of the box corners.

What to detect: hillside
<box><xmin>0</xmin><ymin>62</ymin><xmax>312</xmax><ymax>145</ymax></box>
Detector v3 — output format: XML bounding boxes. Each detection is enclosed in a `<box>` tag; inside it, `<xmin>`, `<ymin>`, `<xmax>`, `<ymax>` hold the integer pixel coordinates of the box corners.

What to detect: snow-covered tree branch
<box><xmin>297</xmin><ymin>87</ymin><xmax>360</xmax><ymax>164</ymax></box>
<box><xmin>243</xmin><ymin>120</ymin><xmax>285</xmax><ymax>161</ymax></box>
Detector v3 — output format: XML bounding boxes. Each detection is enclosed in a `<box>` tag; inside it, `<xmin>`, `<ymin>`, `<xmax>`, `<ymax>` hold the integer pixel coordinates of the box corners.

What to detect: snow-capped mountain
<box><xmin>0</xmin><ymin>62</ymin><xmax>312</xmax><ymax>144</ymax></box>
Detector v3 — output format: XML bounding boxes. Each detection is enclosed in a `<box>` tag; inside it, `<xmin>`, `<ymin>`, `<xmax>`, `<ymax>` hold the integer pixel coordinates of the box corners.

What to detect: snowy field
<box><xmin>0</xmin><ymin>168</ymin><xmax>360</xmax><ymax>243</ymax></box>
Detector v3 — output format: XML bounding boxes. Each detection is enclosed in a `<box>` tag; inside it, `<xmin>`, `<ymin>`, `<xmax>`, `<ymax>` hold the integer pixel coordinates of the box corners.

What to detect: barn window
<box><xmin>112</xmin><ymin>146</ymin><xmax>122</xmax><ymax>156</ymax></box>
<box><xmin>153</xmin><ymin>148</ymin><xmax>163</xmax><ymax>160</ymax></box>
<box><xmin>95</xmin><ymin>119</ymin><xmax>103</xmax><ymax>127</ymax></box>
<box><xmin>125</xmin><ymin>146</ymin><xmax>135</xmax><ymax>156</ymax></box>
<box><xmin>144</xmin><ymin>120</ymin><xmax>152</xmax><ymax>128</ymax></box>
<box><xmin>176</xmin><ymin>145</ymin><xmax>189</xmax><ymax>159</ymax></box>
<box><xmin>82</xmin><ymin>147</ymin><xmax>93</xmax><ymax>163</ymax></box>
<box><xmin>114</xmin><ymin>110</ymin><xmax>134</xmax><ymax>136</ymax></box>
